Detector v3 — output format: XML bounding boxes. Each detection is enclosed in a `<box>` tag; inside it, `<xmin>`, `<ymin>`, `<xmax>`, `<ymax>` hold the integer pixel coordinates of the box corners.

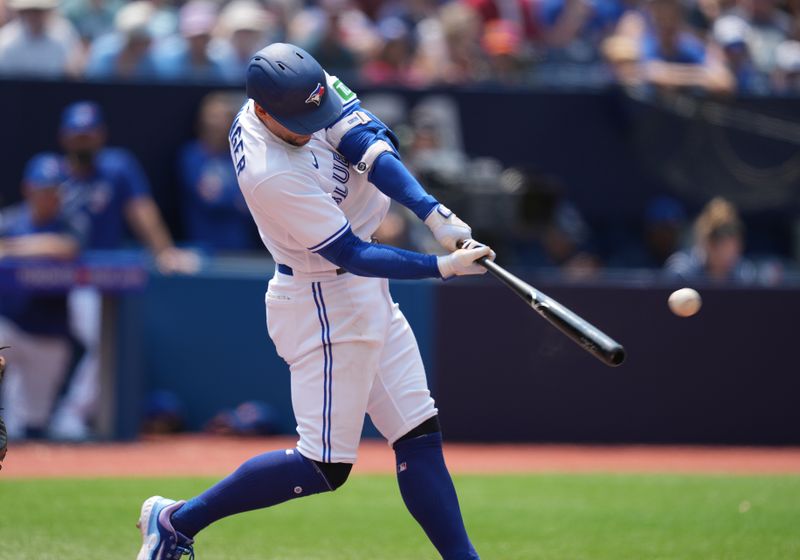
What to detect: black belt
<box><xmin>277</xmin><ymin>263</ymin><xmax>346</xmax><ymax>276</ymax></box>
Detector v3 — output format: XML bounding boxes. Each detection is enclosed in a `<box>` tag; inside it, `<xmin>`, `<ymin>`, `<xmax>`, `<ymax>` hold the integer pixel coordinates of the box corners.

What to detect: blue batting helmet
<box><xmin>246</xmin><ymin>43</ymin><xmax>343</xmax><ymax>135</ymax></box>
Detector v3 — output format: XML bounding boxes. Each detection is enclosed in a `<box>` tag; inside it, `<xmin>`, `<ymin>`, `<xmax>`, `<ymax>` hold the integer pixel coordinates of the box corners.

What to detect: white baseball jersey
<box><xmin>230</xmin><ymin>75</ymin><xmax>437</xmax><ymax>463</ymax></box>
<box><xmin>230</xmin><ymin>77</ymin><xmax>390</xmax><ymax>274</ymax></box>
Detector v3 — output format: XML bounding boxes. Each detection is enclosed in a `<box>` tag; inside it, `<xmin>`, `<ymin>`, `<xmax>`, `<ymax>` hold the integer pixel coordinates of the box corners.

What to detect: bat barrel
<box><xmin>477</xmin><ymin>256</ymin><xmax>626</xmax><ymax>367</ymax></box>
<box><xmin>535</xmin><ymin>294</ymin><xmax>626</xmax><ymax>367</ymax></box>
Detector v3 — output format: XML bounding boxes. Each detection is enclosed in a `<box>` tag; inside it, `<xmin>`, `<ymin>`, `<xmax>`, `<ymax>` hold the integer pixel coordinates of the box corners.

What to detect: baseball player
<box><xmin>0</xmin><ymin>153</ymin><xmax>86</xmax><ymax>440</ymax></box>
<box><xmin>137</xmin><ymin>43</ymin><xmax>493</xmax><ymax>560</ymax></box>
<box><xmin>50</xmin><ymin>101</ymin><xmax>198</xmax><ymax>440</ymax></box>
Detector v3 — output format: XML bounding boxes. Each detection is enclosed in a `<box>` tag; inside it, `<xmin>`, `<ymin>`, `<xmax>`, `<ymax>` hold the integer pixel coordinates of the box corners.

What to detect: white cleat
<box><xmin>136</xmin><ymin>496</ymin><xmax>194</xmax><ymax>560</ymax></box>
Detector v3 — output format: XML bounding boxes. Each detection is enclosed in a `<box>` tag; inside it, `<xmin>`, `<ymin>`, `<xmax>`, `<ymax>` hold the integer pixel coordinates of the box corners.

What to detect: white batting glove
<box><xmin>424</xmin><ymin>204</ymin><xmax>472</xmax><ymax>252</ymax></box>
<box><xmin>437</xmin><ymin>239</ymin><xmax>496</xmax><ymax>279</ymax></box>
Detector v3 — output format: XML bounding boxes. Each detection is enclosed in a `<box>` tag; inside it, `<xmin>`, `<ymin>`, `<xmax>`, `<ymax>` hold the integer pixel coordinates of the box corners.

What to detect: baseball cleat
<box><xmin>136</xmin><ymin>496</ymin><xmax>194</xmax><ymax>560</ymax></box>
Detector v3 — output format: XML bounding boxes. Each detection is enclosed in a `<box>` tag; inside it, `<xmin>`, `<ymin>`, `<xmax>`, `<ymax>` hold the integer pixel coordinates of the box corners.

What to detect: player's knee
<box><xmin>393</xmin><ymin>415</ymin><xmax>441</xmax><ymax>448</ymax></box>
<box><xmin>313</xmin><ymin>461</ymin><xmax>352</xmax><ymax>491</ymax></box>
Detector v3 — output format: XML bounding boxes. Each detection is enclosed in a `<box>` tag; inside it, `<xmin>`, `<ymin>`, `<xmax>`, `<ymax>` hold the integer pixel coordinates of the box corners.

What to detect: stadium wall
<box><xmin>123</xmin><ymin>269</ymin><xmax>800</xmax><ymax>445</ymax></box>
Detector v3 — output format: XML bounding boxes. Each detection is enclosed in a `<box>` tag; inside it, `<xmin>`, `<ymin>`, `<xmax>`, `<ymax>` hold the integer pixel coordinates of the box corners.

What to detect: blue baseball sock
<box><xmin>171</xmin><ymin>449</ymin><xmax>331</xmax><ymax>538</ymax></box>
<box><xmin>394</xmin><ymin>432</ymin><xmax>479</xmax><ymax>560</ymax></box>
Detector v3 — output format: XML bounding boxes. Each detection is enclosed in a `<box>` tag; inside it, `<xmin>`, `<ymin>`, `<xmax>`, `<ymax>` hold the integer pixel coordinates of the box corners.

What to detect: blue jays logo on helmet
<box><xmin>305</xmin><ymin>83</ymin><xmax>325</xmax><ymax>107</ymax></box>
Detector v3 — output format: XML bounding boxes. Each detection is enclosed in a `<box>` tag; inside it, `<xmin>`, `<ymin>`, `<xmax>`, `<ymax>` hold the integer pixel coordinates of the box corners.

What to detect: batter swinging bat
<box><xmin>464</xmin><ymin>245</ymin><xmax>626</xmax><ymax>367</ymax></box>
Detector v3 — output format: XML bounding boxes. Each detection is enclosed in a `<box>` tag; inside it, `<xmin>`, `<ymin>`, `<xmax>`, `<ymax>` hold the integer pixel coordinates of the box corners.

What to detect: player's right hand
<box><xmin>436</xmin><ymin>239</ymin><xmax>495</xmax><ymax>279</ymax></box>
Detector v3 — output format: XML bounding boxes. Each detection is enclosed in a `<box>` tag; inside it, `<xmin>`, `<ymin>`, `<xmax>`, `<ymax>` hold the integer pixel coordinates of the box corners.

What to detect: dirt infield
<box><xmin>2</xmin><ymin>435</ymin><xmax>799</xmax><ymax>478</ymax></box>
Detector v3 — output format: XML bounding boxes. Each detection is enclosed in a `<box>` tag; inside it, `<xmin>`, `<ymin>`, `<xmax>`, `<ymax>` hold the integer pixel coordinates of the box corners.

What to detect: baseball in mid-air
<box><xmin>668</xmin><ymin>288</ymin><xmax>702</xmax><ymax>317</ymax></box>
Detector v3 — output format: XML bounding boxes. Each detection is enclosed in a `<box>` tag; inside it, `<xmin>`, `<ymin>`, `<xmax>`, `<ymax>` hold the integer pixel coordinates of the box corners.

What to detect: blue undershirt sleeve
<box><xmin>368</xmin><ymin>153</ymin><xmax>438</xmax><ymax>221</ymax></box>
<box><xmin>316</xmin><ymin>228</ymin><xmax>441</xmax><ymax>279</ymax></box>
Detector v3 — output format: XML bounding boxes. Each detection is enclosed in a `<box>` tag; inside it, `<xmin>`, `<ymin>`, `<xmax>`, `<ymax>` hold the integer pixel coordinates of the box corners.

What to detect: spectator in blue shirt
<box><xmin>153</xmin><ymin>0</ymin><xmax>226</xmax><ymax>83</ymax></box>
<box><xmin>639</xmin><ymin>0</ymin><xmax>734</xmax><ymax>92</ymax></box>
<box><xmin>540</xmin><ymin>0</ymin><xmax>625</xmax><ymax>61</ymax></box>
<box><xmin>213</xmin><ymin>0</ymin><xmax>276</xmax><ymax>84</ymax></box>
<box><xmin>85</xmin><ymin>0</ymin><xmax>159</xmax><ymax>81</ymax></box>
<box><xmin>604</xmin><ymin>0</ymin><xmax>734</xmax><ymax>93</ymax></box>
<box><xmin>62</xmin><ymin>0</ymin><xmax>120</xmax><ymax>44</ymax></box>
<box><xmin>641</xmin><ymin>0</ymin><xmax>706</xmax><ymax>64</ymax></box>
<box><xmin>179</xmin><ymin>92</ymin><xmax>257</xmax><ymax>252</ymax></box>
<box><xmin>0</xmin><ymin>153</ymin><xmax>86</xmax><ymax>439</ymax></box>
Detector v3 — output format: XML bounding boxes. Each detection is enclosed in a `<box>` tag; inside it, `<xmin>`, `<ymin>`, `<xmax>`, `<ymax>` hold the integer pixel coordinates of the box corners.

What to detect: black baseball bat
<box><xmin>467</xmin><ymin>249</ymin><xmax>626</xmax><ymax>367</ymax></box>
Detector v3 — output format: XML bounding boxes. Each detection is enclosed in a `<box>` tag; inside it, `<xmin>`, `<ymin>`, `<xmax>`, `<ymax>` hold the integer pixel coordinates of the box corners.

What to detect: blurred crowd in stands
<box><xmin>0</xmin><ymin>0</ymin><xmax>800</xmax><ymax>94</ymax></box>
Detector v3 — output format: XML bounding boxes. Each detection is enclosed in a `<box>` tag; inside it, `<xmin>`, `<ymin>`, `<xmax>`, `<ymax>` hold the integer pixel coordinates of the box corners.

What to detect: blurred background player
<box><xmin>0</xmin><ymin>153</ymin><xmax>86</xmax><ymax>440</ymax></box>
<box><xmin>50</xmin><ymin>100</ymin><xmax>198</xmax><ymax>440</ymax></box>
<box><xmin>178</xmin><ymin>91</ymin><xmax>258</xmax><ymax>253</ymax></box>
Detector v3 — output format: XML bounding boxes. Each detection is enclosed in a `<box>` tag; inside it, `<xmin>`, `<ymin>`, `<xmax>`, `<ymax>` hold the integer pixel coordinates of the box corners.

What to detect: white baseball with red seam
<box><xmin>668</xmin><ymin>288</ymin><xmax>702</xmax><ymax>317</ymax></box>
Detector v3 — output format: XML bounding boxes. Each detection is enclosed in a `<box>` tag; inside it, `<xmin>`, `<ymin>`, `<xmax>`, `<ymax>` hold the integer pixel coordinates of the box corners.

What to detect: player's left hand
<box><xmin>437</xmin><ymin>239</ymin><xmax>496</xmax><ymax>279</ymax></box>
<box><xmin>424</xmin><ymin>204</ymin><xmax>472</xmax><ymax>252</ymax></box>
<box><xmin>155</xmin><ymin>247</ymin><xmax>201</xmax><ymax>275</ymax></box>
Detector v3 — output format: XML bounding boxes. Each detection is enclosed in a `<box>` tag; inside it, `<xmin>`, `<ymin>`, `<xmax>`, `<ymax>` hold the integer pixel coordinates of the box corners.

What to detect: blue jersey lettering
<box><xmin>332</xmin><ymin>152</ymin><xmax>349</xmax><ymax>184</ymax></box>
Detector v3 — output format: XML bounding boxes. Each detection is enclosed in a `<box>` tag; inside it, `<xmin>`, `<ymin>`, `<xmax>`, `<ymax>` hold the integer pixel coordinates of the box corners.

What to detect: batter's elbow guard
<box><xmin>326</xmin><ymin>108</ymin><xmax>399</xmax><ymax>175</ymax></box>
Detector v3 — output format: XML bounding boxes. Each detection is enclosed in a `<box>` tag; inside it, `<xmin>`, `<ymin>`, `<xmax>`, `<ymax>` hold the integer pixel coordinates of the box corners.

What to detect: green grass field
<box><xmin>2</xmin><ymin>474</ymin><xmax>799</xmax><ymax>559</ymax></box>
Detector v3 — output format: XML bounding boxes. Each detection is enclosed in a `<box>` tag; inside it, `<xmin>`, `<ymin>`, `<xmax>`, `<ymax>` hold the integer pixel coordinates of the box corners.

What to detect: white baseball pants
<box><xmin>265</xmin><ymin>269</ymin><xmax>437</xmax><ymax>464</ymax></box>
